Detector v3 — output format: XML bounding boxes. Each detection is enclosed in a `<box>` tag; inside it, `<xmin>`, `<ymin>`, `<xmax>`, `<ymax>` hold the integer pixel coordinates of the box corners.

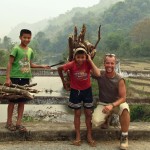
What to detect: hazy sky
<box><xmin>0</xmin><ymin>0</ymin><xmax>99</xmax><ymax>38</ymax></box>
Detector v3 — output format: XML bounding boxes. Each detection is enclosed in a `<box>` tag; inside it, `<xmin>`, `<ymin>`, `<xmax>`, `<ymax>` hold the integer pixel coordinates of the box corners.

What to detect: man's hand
<box><xmin>102</xmin><ymin>105</ymin><xmax>113</xmax><ymax>114</ymax></box>
<box><xmin>5</xmin><ymin>78</ymin><xmax>12</xmax><ymax>87</ymax></box>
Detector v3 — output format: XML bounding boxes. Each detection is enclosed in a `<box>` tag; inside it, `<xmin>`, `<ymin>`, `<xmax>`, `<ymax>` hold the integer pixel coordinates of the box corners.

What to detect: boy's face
<box><xmin>20</xmin><ymin>33</ymin><xmax>31</xmax><ymax>46</ymax></box>
<box><xmin>75</xmin><ymin>53</ymin><xmax>87</xmax><ymax>65</ymax></box>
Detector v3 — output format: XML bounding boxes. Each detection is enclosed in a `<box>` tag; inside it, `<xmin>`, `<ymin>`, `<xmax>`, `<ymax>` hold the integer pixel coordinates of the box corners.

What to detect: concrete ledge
<box><xmin>0</xmin><ymin>122</ymin><xmax>150</xmax><ymax>142</ymax></box>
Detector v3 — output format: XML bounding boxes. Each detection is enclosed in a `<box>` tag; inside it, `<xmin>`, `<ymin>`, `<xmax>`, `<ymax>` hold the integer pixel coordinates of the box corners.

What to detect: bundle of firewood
<box><xmin>68</xmin><ymin>24</ymin><xmax>101</xmax><ymax>61</ymax></box>
<box><xmin>0</xmin><ymin>83</ymin><xmax>39</xmax><ymax>100</ymax></box>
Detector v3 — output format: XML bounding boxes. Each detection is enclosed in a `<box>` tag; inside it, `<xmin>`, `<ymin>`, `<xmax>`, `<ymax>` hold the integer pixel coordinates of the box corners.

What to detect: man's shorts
<box><xmin>68</xmin><ymin>87</ymin><xmax>93</xmax><ymax>109</ymax></box>
<box><xmin>9</xmin><ymin>78</ymin><xmax>30</xmax><ymax>103</ymax></box>
<box><xmin>98</xmin><ymin>102</ymin><xmax>130</xmax><ymax>115</ymax></box>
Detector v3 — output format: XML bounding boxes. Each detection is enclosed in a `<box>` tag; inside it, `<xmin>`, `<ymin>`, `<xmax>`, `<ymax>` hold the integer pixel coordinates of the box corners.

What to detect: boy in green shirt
<box><xmin>5</xmin><ymin>29</ymin><xmax>50</xmax><ymax>132</ymax></box>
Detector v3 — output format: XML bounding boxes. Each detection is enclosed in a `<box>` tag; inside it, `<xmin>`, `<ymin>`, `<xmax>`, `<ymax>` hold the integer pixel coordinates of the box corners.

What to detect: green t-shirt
<box><xmin>10</xmin><ymin>45</ymin><xmax>34</xmax><ymax>78</ymax></box>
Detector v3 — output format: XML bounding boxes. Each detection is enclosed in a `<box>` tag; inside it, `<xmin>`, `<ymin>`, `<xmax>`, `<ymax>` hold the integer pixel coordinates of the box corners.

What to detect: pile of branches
<box><xmin>0</xmin><ymin>83</ymin><xmax>39</xmax><ymax>100</ymax></box>
<box><xmin>68</xmin><ymin>24</ymin><xmax>101</xmax><ymax>61</ymax></box>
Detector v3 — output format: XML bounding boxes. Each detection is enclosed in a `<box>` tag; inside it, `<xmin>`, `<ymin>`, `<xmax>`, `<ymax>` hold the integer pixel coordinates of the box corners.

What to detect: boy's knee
<box><xmin>84</xmin><ymin>109</ymin><xmax>92</xmax><ymax>118</ymax></box>
<box><xmin>75</xmin><ymin>109</ymin><xmax>81</xmax><ymax>117</ymax></box>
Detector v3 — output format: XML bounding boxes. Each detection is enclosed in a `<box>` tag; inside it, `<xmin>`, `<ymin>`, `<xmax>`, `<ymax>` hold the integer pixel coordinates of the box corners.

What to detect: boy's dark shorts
<box><xmin>68</xmin><ymin>87</ymin><xmax>93</xmax><ymax>109</ymax></box>
<box><xmin>9</xmin><ymin>78</ymin><xmax>30</xmax><ymax>103</ymax></box>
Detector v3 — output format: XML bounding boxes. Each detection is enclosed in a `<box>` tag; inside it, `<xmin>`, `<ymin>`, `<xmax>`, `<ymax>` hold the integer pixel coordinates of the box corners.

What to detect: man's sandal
<box><xmin>87</xmin><ymin>139</ymin><xmax>96</xmax><ymax>147</ymax></box>
<box><xmin>71</xmin><ymin>140</ymin><xmax>81</xmax><ymax>146</ymax></box>
<box><xmin>16</xmin><ymin>125</ymin><xmax>27</xmax><ymax>132</ymax></box>
<box><xmin>5</xmin><ymin>124</ymin><xmax>16</xmax><ymax>131</ymax></box>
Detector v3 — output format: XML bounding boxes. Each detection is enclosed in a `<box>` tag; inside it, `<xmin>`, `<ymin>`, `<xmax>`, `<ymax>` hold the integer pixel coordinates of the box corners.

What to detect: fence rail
<box><xmin>0</xmin><ymin>68</ymin><xmax>59</xmax><ymax>76</ymax></box>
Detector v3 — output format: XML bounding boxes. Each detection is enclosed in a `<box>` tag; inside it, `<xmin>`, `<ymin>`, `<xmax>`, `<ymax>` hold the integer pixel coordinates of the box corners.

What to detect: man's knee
<box><xmin>119</xmin><ymin>103</ymin><xmax>130</xmax><ymax>116</ymax></box>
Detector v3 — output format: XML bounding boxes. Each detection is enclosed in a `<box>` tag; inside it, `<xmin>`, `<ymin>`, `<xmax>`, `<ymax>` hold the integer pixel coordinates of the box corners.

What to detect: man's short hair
<box><xmin>20</xmin><ymin>29</ymin><xmax>32</xmax><ymax>37</ymax></box>
<box><xmin>104</xmin><ymin>53</ymin><xmax>116</xmax><ymax>63</ymax></box>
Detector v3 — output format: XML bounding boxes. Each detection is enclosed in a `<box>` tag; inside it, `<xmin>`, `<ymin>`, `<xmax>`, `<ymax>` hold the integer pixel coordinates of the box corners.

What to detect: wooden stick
<box><xmin>50</xmin><ymin>61</ymin><xmax>65</xmax><ymax>67</ymax></box>
<box><xmin>0</xmin><ymin>86</ymin><xmax>34</xmax><ymax>99</ymax></box>
<box><xmin>94</xmin><ymin>25</ymin><xmax>101</xmax><ymax>48</ymax></box>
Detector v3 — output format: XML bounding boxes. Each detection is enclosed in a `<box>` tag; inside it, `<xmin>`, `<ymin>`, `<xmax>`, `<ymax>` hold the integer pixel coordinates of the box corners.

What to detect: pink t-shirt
<box><xmin>63</xmin><ymin>61</ymin><xmax>92</xmax><ymax>90</ymax></box>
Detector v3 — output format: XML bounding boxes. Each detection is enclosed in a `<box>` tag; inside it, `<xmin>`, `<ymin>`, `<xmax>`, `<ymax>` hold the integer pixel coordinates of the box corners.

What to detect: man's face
<box><xmin>104</xmin><ymin>56</ymin><xmax>116</xmax><ymax>73</ymax></box>
<box><xmin>20</xmin><ymin>33</ymin><xmax>31</xmax><ymax>46</ymax></box>
<box><xmin>75</xmin><ymin>53</ymin><xmax>87</xmax><ymax>65</ymax></box>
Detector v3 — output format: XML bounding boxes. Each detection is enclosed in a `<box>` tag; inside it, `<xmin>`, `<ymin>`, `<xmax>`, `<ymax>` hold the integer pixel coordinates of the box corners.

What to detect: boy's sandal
<box><xmin>16</xmin><ymin>125</ymin><xmax>27</xmax><ymax>132</ymax></box>
<box><xmin>87</xmin><ymin>139</ymin><xmax>96</xmax><ymax>147</ymax></box>
<box><xmin>71</xmin><ymin>140</ymin><xmax>81</xmax><ymax>146</ymax></box>
<box><xmin>5</xmin><ymin>124</ymin><xmax>16</xmax><ymax>131</ymax></box>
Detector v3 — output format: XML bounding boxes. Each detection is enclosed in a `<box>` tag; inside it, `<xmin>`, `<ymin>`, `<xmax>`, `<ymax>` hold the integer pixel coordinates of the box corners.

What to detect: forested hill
<box><xmin>29</xmin><ymin>0</ymin><xmax>123</xmax><ymax>52</ymax></box>
<box><xmin>31</xmin><ymin>0</ymin><xmax>150</xmax><ymax>58</ymax></box>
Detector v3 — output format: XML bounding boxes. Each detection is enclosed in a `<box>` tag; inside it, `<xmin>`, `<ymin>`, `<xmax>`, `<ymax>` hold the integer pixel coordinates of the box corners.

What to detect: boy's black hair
<box><xmin>20</xmin><ymin>29</ymin><xmax>32</xmax><ymax>37</ymax></box>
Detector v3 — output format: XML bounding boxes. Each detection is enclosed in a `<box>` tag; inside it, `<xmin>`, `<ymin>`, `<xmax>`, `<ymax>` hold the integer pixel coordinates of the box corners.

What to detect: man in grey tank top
<box><xmin>93</xmin><ymin>54</ymin><xmax>130</xmax><ymax>150</ymax></box>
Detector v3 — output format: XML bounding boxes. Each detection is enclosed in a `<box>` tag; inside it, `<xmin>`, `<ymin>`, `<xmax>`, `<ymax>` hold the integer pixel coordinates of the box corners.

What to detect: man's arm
<box><xmin>112</xmin><ymin>79</ymin><xmax>126</xmax><ymax>107</ymax></box>
<box><xmin>30</xmin><ymin>61</ymin><xmax>50</xmax><ymax>69</ymax></box>
<box><xmin>103</xmin><ymin>79</ymin><xmax>126</xmax><ymax>114</ymax></box>
<box><xmin>5</xmin><ymin>56</ymin><xmax>14</xmax><ymax>86</ymax></box>
<box><xmin>87</xmin><ymin>54</ymin><xmax>100</xmax><ymax>77</ymax></box>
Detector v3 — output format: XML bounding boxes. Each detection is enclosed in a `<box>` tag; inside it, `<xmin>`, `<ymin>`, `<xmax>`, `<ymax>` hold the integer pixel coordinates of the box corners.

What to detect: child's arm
<box><xmin>87</xmin><ymin>54</ymin><xmax>100</xmax><ymax>77</ymax></box>
<box><xmin>5</xmin><ymin>56</ymin><xmax>14</xmax><ymax>86</ymax></box>
<box><xmin>30</xmin><ymin>61</ymin><xmax>50</xmax><ymax>69</ymax></box>
<box><xmin>57</xmin><ymin>66</ymin><xmax>68</xmax><ymax>90</ymax></box>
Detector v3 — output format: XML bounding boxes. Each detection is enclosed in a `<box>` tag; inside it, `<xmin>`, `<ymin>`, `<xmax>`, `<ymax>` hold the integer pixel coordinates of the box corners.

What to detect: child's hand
<box><xmin>63</xmin><ymin>81</ymin><xmax>70</xmax><ymax>91</ymax></box>
<box><xmin>87</xmin><ymin>54</ymin><xmax>92</xmax><ymax>62</ymax></box>
<box><xmin>5</xmin><ymin>78</ymin><xmax>12</xmax><ymax>87</ymax></box>
<box><xmin>42</xmin><ymin>65</ymin><xmax>51</xmax><ymax>69</ymax></box>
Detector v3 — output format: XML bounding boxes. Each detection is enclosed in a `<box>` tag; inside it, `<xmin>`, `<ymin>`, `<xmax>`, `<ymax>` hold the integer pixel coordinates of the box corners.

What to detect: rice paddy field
<box><xmin>121</xmin><ymin>59</ymin><xmax>150</xmax><ymax>71</ymax></box>
<box><xmin>121</xmin><ymin>59</ymin><xmax>150</xmax><ymax>99</ymax></box>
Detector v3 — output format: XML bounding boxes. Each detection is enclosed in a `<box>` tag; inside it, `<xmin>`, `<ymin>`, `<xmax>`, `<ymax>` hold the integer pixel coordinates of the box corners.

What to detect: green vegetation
<box><xmin>22</xmin><ymin>116</ymin><xmax>34</xmax><ymax>122</ymax></box>
<box><xmin>2</xmin><ymin>0</ymin><xmax>150</xmax><ymax>63</ymax></box>
<box><xmin>0</xmin><ymin>76</ymin><xmax>6</xmax><ymax>84</ymax></box>
<box><xmin>130</xmin><ymin>105</ymin><xmax>150</xmax><ymax>122</ymax></box>
<box><xmin>30</xmin><ymin>0</ymin><xmax>150</xmax><ymax>60</ymax></box>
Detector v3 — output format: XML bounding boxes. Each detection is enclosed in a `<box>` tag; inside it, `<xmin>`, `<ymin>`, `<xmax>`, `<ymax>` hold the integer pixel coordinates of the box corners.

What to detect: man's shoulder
<box><xmin>101</xmin><ymin>70</ymin><xmax>105</xmax><ymax>75</ymax></box>
<box><xmin>115</xmin><ymin>73</ymin><xmax>124</xmax><ymax>80</ymax></box>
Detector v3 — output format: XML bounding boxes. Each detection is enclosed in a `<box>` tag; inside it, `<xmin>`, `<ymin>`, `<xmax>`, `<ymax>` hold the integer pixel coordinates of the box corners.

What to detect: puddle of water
<box><xmin>0</xmin><ymin>104</ymin><xmax>86</xmax><ymax>123</ymax></box>
<box><xmin>31</xmin><ymin>77</ymin><xmax>68</xmax><ymax>97</ymax></box>
<box><xmin>0</xmin><ymin>105</ymin><xmax>7</xmax><ymax>122</ymax></box>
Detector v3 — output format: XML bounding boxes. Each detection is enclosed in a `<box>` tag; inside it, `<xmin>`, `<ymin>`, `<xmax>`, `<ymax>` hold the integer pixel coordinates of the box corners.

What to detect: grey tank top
<box><xmin>97</xmin><ymin>71</ymin><xmax>123</xmax><ymax>103</ymax></box>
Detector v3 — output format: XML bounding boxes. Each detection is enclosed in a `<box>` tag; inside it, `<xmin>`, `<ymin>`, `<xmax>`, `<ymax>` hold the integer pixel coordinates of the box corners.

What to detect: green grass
<box><xmin>0</xmin><ymin>76</ymin><xmax>6</xmax><ymax>84</ymax></box>
<box><xmin>22</xmin><ymin>116</ymin><xmax>34</xmax><ymax>122</ymax></box>
<box><xmin>125</xmin><ymin>78</ymin><xmax>150</xmax><ymax>99</ymax></box>
<box><xmin>130</xmin><ymin>105</ymin><xmax>150</xmax><ymax>122</ymax></box>
<box><xmin>91</xmin><ymin>78</ymin><xmax>99</xmax><ymax>96</ymax></box>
